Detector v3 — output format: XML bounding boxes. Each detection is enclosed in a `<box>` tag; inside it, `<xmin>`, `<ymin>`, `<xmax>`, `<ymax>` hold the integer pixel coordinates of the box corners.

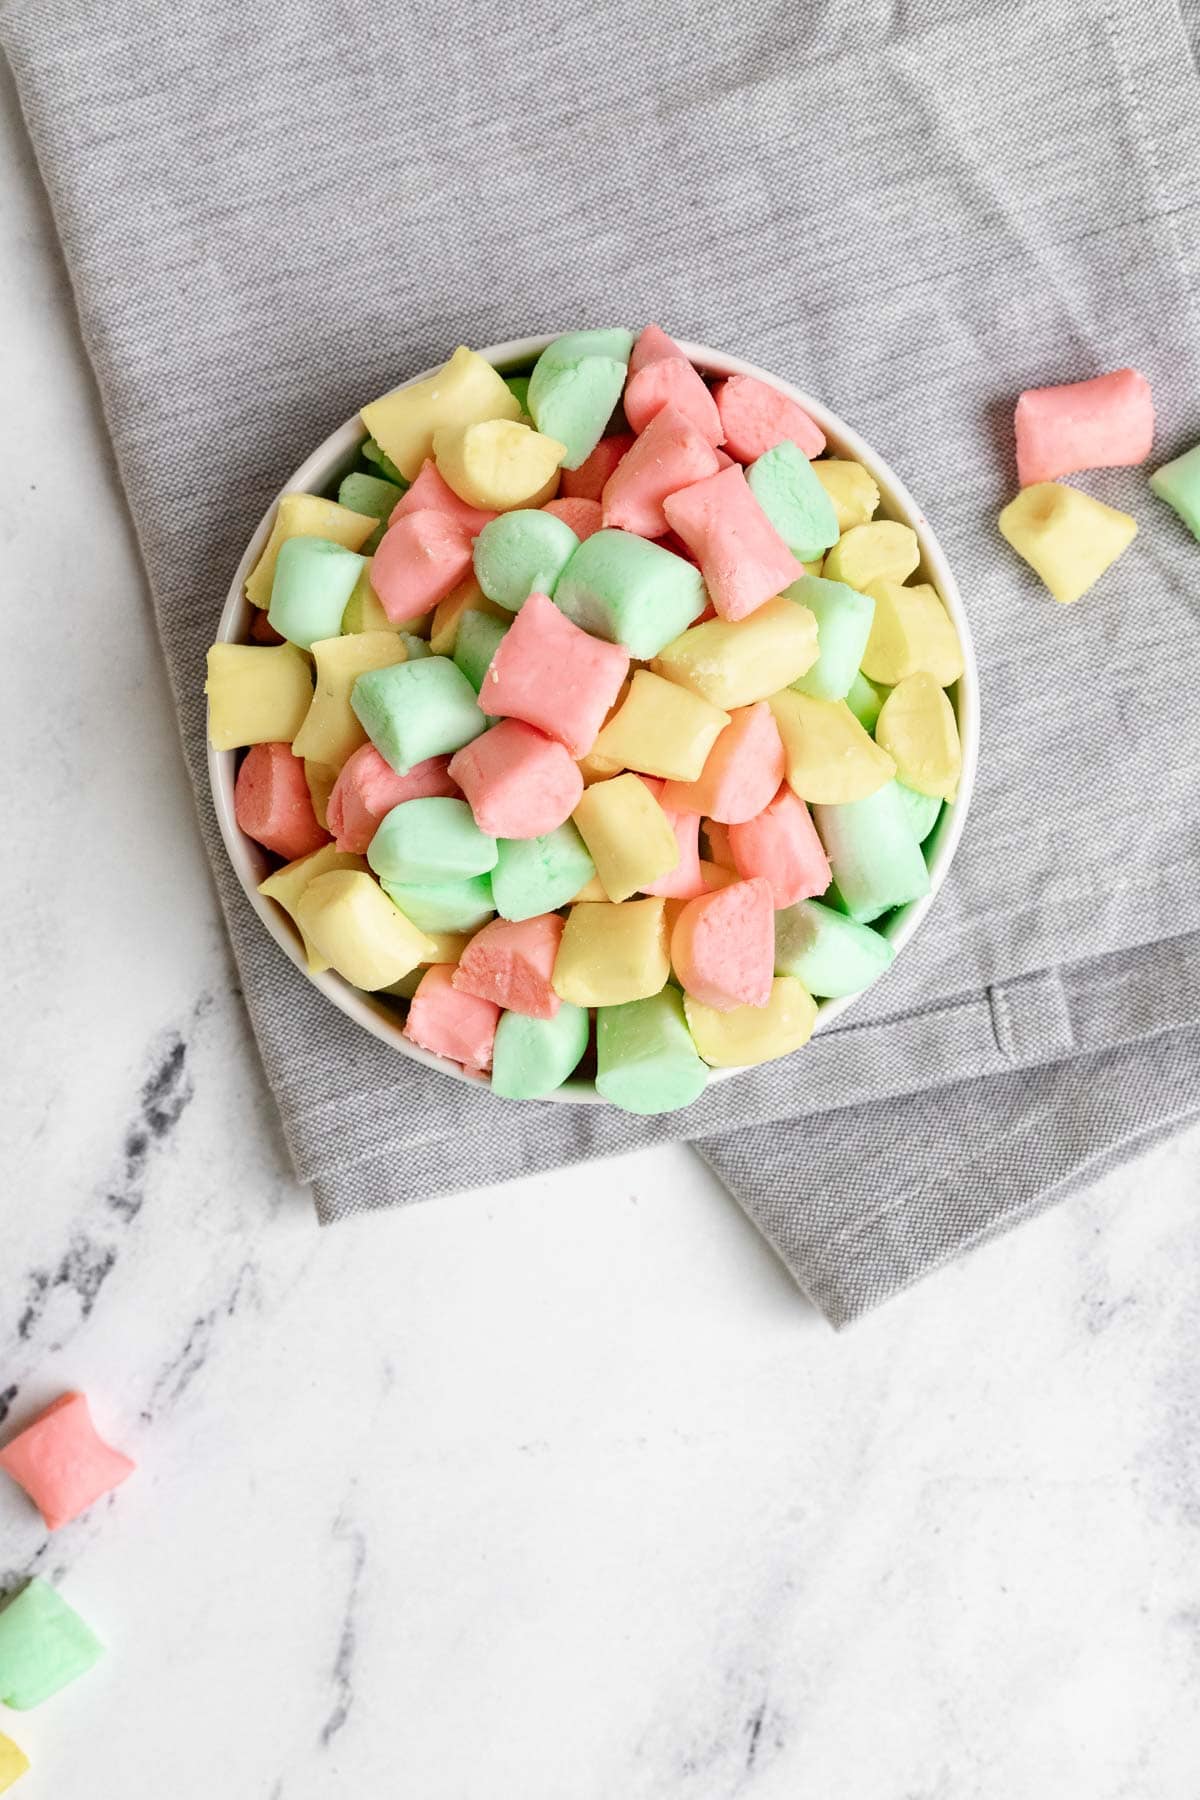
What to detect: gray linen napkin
<box><xmin>5</xmin><ymin>0</ymin><xmax>1200</xmax><ymax>1326</ymax></box>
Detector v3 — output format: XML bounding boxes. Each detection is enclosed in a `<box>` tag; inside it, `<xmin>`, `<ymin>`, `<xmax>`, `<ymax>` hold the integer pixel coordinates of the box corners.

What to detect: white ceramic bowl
<box><xmin>208</xmin><ymin>335</ymin><xmax>979</xmax><ymax>1099</ymax></box>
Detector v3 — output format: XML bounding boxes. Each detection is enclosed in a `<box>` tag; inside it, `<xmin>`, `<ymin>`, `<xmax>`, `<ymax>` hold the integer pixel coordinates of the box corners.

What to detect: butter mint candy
<box><xmin>362</xmin><ymin>436</ymin><xmax>407</xmax><ymax>486</ymax></box>
<box><xmin>338</xmin><ymin>471</ymin><xmax>406</xmax><ymax>547</ymax></box>
<box><xmin>368</xmin><ymin>797</ymin><xmax>498</xmax><ymax>884</ymax></box>
<box><xmin>0</xmin><ymin>1732</ymin><xmax>29</xmax><ymax>1788</ymax></box>
<box><xmin>773</xmin><ymin>898</ymin><xmax>895</xmax><ymax>997</ymax></box>
<box><xmin>895</xmin><ymin>782</ymin><xmax>941</xmax><ymax>844</ymax></box>
<box><xmin>491</xmin><ymin>824</ymin><xmax>595</xmax><ymax>921</ymax></box>
<box><xmin>786</xmin><ymin>575</ymin><xmax>876</xmax><ymax>702</ymax></box>
<box><xmin>1149</xmin><ymin>441</ymin><xmax>1200</xmax><ymax>540</ymax></box>
<box><xmin>491</xmin><ymin>1002</ymin><xmax>591</xmax><ymax>1099</ymax></box>
<box><xmin>845</xmin><ymin>669</ymin><xmax>885</xmax><ymax>731</ymax></box>
<box><xmin>536</xmin><ymin>329</ymin><xmax>635</xmax><ymax>369</ymax></box>
<box><xmin>267</xmin><ymin>535</ymin><xmax>366</xmax><ymax>649</ymax></box>
<box><xmin>528</xmin><ymin>329</ymin><xmax>634</xmax><ymax>469</ymax></box>
<box><xmin>595</xmin><ymin>990</ymin><xmax>708</xmax><ymax>1115</ymax></box>
<box><xmin>473</xmin><ymin>510</ymin><xmax>579</xmax><ymax>611</ymax></box>
<box><xmin>747</xmin><ymin>439</ymin><xmax>840</xmax><ymax>561</ymax></box>
<box><xmin>555</xmin><ymin>529</ymin><xmax>706</xmax><ymax>658</ymax></box>
<box><xmin>0</xmin><ymin>1579</ymin><xmax>104</xmax><ymax>1710</ymax></box>
<box><xmin>454</xmin><ymin>610</ymin><xmax>510</xmax><ymax>693</ymax></box>
<box><xmin>338</xmin><ymin>471</ymin><xmax>405</xmax><ymax>519</ymax></box>
<box><xmin>813</xmin><ymin>782</ymin><xmax>930</xmax><ymax>923</ymax></box>
<box><xmin>351</xmin><ymin>655</ymin><xmax>486</xmax><ymax>773</ymax></box>
<box><xmin>381</xmin><ymin>874</ymin><xmax>495</xmax><ymax>934</ymax></box>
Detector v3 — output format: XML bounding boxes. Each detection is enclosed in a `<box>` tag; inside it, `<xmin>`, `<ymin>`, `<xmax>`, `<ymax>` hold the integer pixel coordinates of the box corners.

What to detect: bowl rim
<box><xmin>207</xmin><ymin>333</ymin><xmax>980</xmax><ymax>1101</ymax></box>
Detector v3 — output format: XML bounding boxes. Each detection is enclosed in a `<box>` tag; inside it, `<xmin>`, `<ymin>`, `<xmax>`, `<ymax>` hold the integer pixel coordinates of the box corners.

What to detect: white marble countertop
<box><xmin>4</xmin><ymin>63</ymin><xmax>1200</xmax><ymax>1800</ymax></box>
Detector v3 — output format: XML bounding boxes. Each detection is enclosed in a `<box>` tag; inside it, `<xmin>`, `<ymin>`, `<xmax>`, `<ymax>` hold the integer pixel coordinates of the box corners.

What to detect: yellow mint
<box><xmin>294</xmin><ymin>870</ymin><xmax>437</xmax><ymax>990</ymax></box>
<box><xmin>998</xmin><ymin>481</ymin><xmax>1137</xmax><ymax>603</ymax></box>
<box><xmin>769</xmin><ymin>690</ymin><xmax>896</xmax><ymax>803</ymax></box>
<box><xmin>552</xmin><ymin>899</ymin><xmax>670</xmax><ymax>1006</ymax></box>
<box><xmin>569</xmin><ymin>873</ymin><xmax>610</xmax><ymax>902</ymax></box>
<box><xmin>811</xmin><ymin>459</ymin><xmax>881</xmax><ymax>531</ymax></box>
<box><xmin>361</xmin><ymin>346</ymin><xmax>522</xmax><ymax>482</ymax></box>
<box><xmin>822</xmin><ymin>519</ymin><xmax>920</xmax><ymax>589</ymax></box>
<box><xmin>577</xmin><ymin>748</ymin><xmax>625</xmax><ymax>787</ymax></box>
<box><xmin>205</xmin><ymin>642</ymin><xmax>313</xmax><ymax>750</ymax></box>
<box><xmin>303</xmin><ymin>760</ymin><xmax>338</xmax><ymax>828</ymax></box>
<box><xmin>259</xmin><ymin>844</ymin><xmax>369</xmax><ymax>973</ymax></box>
<box><xmin>244</xmin><ymin>493</ymin><xmax>378</xmax><ymax>608</ymax></box>
<box><xmin>684</xmin><ymin>977</ymin><xmax>818</xmax><ymax>1067</ymax></box>
<box><xmin>572</xmin><ymin>774</ymin><xmax>680</xmax><ymax>902</ymax></box>
<box><xmin>433</xmin><ymin>418</ymin><xmax>566</xmax><ymax>511</ymax></box>
<box><xmin>0</xmin><ymin>1731</ymin><xmax>30</xmax><ymax>1791</ymax></box>
<box><xmin>420</xmin><ymin>930</ymin><xmax>472</xmax><ymax>965</ymax></box>
<box><xmin>342</xmin><ymin>560</ymin><xmax>400</xmax><ymax>634</ymax></box>
<box><xmin>590</xmin><ymin>671</ymin><xmax>730</xmax><ymax>782</ymax></box>
<box><xmin>652</xmin><ymin>597</ymin><xmax>819</xmax><ymax>710</ymax></box>
<box><xmin>292</xmin><ymin>631</ymin><xmax>408</xmax><ymax>768</ymax></box>
<box><xmin>874</xmin><ymin>672</ymin><xmax>962</xmax><ymax>800</ymax></box>
<box><xmin>861</xmin><ymin>580</ymin><xmax>964</xmax><ymax>686</ymax></box>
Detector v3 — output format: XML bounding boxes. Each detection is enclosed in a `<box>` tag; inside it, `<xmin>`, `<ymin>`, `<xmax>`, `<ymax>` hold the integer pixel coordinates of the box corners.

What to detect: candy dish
<box><xmin>207</xmin><ymin>333</ymin><xmax>978</xmax><ymax>1106</ymax></box>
